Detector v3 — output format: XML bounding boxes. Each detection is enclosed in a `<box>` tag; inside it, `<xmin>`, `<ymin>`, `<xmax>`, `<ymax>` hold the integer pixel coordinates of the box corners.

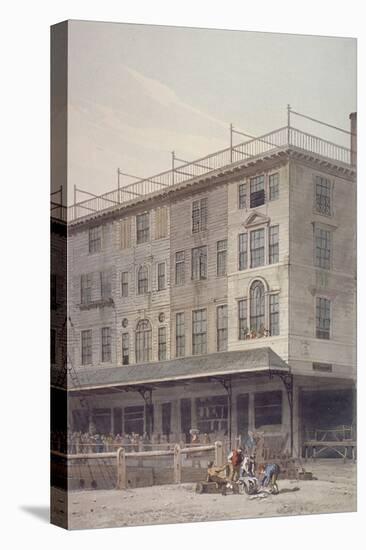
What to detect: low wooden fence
<box><xmin>51</xmin><ymin>442</ymin><xmax>224</xmax><ymax>490</ymax></box>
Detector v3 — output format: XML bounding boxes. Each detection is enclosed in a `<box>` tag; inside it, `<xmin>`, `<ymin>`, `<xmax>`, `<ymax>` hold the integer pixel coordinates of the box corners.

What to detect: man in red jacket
<box><xmin>228</xmin><ymin>448</ymin><xmax>244</xmax><ymax>482</ymax></box>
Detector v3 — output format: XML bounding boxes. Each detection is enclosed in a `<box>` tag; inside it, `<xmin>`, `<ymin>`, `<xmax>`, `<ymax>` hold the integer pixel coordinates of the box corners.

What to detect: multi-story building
<box><xmin>58</xmin><ymin>113</ymin><xmax>357</xmax><ymax>457</ymax></box>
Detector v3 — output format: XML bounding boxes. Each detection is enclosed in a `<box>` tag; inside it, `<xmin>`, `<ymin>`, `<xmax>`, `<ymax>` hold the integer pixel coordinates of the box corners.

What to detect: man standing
<box><xmin>228</xmin><ymin>448</ymin><xmax>244</xmax><ymax>482</ymax></box>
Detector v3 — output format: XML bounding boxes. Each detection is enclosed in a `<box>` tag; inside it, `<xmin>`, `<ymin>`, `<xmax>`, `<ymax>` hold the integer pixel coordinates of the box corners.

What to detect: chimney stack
<box><xmin>349</xmin><ymin>112</ymin><xmax>357</xmax><ymax>167</ymax></box>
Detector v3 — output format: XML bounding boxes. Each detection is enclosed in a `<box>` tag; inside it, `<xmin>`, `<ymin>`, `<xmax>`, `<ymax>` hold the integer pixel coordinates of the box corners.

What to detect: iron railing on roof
<box><xmin>51</xmin><ymin>202</ymin><xmax>68</xmax><ymax>222</ymax></box>
<box><xmin>66</xmin><ymin>125</ymin><xmax>352</xmax><ymax>222</ymax></box>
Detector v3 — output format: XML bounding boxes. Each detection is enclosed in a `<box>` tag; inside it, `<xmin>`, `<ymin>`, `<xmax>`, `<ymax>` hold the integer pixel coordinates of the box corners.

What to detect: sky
<box><xmin>67</xmin><ymin>20</ymin><xmax>356</xmax><ymax>205</ymax></box>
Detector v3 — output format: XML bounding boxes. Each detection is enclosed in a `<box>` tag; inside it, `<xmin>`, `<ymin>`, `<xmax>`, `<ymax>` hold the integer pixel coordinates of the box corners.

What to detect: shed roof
<box><xmin>68</xmin><ymin>347</ymin><xmax>289</xmax><ymax>393</ymax></box>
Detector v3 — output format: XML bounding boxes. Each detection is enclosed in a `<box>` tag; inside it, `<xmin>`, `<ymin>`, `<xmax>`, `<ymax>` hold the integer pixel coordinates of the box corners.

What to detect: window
<box><xmin>269</xmin><ymin>173</ymin><xmax>279</xmax><ymax>201</ymax></box>
<box><xmin>175</xmin><ymin>251</ymin><xmax>185</xmax><ymax>286</ymax></box>
<box><xmin>269</xmin><ymin>225</ymin><xmax>279</xmax><ymax>264</ymax></box>
<box><xmin>250</xmin><ymin>175</ymin><xmax>265</xmax><ymax>207</ymax></box>
<box><xmin>316</xmin><ymin>297</ymin><xmax>331</xmax><ymax>339</ymax></box>
<box><xmin>155</xmin><ymin>206</ymin><xmax>168</xmax><ymax>239</ymax></box>
<box><xmin>192</xmin><ymin>198</ymin><xmax>207</xmax><ymax>233</ymax></box>
<box><xmin>217</xmin><ymin>305</ymin><xmax>228</xmax><ymax>351</ymax></box>
<box><xmin>238</xmin><ymin>299</ymin><xmax>248</xmax><ymax>339</ymax></box>
<box><xmin>120</xmin><ymin>218</ymin><xmax>131</xmax><ymax>249</ymax></box>
<box><xmin>238</xmin><ymin>183</ymin><xmax>247</xmax><ymax>209</ymax></box>
<box><xmin>81</xmin><ymin>329</ymin><xmax>92</xmax><ymax>365</ymax></box>
<box><xmin>158</xmin><ymin>326</ymin><xmax>167</xmax><ymax>360</ymax></box>
<box><xmin>124</xmin><ymin>406</ymin><xmax>144</xmax><ymax>435</ymax></box>
<box><xmin>315</xmin><ymin>227</ymin><xmax>331</xmax><ymax>269</ymax></box>
<box><xmin>269</xmin><ymin>294</ymin><xmax>280</xmax><ymax>336</ymax></box>
<box><xmin>51</xmin><ymin>329</ymin><xmax>56</xmax><ymax>364</ymax></box>
<box><xmin>176</xmin><ymin>313</ymin><xmax>185</xmax><ymax>357</ymax></box>
<box><xmin>255</xmin><ymin>391</ymin><xmax>282</xmax><ymax>428</ymax></box>
<box><xmin>192</xmin><ymin>309</ymin><xmax>207</xmax><ymax>355</ymax></box>
<box><xmin>157</xmin><ymin>262</ymin><xmax>166</xmax><ymax>291</ymax></box>
<box><xmin>315</xmin><ymin>176</ymin><xmax>332</xmax><ymax>215</ymax></box>
<box><xmin>121</xmin><ymin>272</ymin><xmax>128</xmax><ymax>297</ymax></box>
<box><xmin>250</xmin><ymin>229</ymin><xmax>265</xmax><ymax>267</ymax></box>
<box><xmin>216</xmin><ymin>240</ymin><xmax>227</xmax><ymax>277</ymax></box>
<box><xmin>137</xmin><ymin>266</ymin><xmax>149</xmax><ymax>295</ymax></box>
<box><xmin>136</xmin><ymin>212</ymin><xmax>150</xmax><ymax>244</ymax></box>
<box><xmin>51</xmin><ymin>274</ymin><xmax>57</xmax><ymax>309</ymax></box>
<box><xmin>196</xmin><ymin>396</ymin><xmax>228</xmax><ymax>434</ymax></box>
<box><xmin>162</xmin><ymin>402</ymin><xmax>172</xmax><ymax>437</ymax></box>
<box><xmin>238</xmin><ymin>233</ymin><xmax>248</xmax><ymax>270</ymax></box>
<box><xmin>135</xmin><ymin>319</ymin><xmax>152</xmax><ymax>363</ymax></box>
<box><xmin>250</xmin><ymin>280</ymin><xmax>265</xmax><ymax>332</ymax></box>
<box><xmin>92</xmin><ymin>408</ymin><xmax>112</xmax><ymax>435</ymax></box>
<box><xmin>313</xmin><ymin>362</ymin><xmax>332</xmax><ymax>373</ymax></box>
<box><xmin>100</xmin><ymin>271</ymin><xmax>112</xmax><ymax>300</ymax></box>
<box><xmin>192</xmin><ymin>246</ymin><xmax>207</xmax><ymax>280</ymax></box>
<box><xmin>101</xmin><ymin>327</ymin><xmax>111</xmax><ymax>362</ymax></box>
<box><xmin>81</xmin><ymin>273</ymin><xmax>92</xmax><ymax>305</ymax></box>
<box><xmin>89</xmin><ymin>226</ymin><xmax>101</xmax><ymax>253</ymax></box>
<box><xmin>122</xmin><ymin>333</ymin><xmax>129</xmax><ymax>365</ymax></box>
<box><xmin>113</xmin><ymin>407</ymin><xmax>123</xmax><ymax>435</ymax></box>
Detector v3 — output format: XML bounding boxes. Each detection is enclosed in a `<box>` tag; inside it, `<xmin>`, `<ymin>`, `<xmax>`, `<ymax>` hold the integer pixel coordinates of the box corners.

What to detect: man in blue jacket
<box><xmin>258</xmin><ymin>463</ymin><xmax>280</xmax><ymax>494</ymax></box>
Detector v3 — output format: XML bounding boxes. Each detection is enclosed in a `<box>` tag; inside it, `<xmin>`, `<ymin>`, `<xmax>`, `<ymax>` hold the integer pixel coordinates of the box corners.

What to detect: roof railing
<box><xmin>65</xmin><ymin>124</ymin><xmax>352</xmax><ymax>223</ymax></box>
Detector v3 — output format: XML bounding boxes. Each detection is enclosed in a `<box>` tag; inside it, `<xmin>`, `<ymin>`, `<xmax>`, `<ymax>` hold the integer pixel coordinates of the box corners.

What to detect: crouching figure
<box><xmin>206</xmin><ymin>461</ymin><xmax>230</xmax><ymax>495</ymax></box>
<box><xmin>258</xmin><ymin>463</ymin><xmax>280</xmax><ymax>494</ymax></box>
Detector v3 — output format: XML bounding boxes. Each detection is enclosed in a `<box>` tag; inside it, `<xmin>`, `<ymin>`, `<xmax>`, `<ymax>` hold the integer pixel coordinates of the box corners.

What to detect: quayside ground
<box><xmin>52</xmin><ymin>459</ymin><xmax>356</xmax><ymax>529</ymax></box>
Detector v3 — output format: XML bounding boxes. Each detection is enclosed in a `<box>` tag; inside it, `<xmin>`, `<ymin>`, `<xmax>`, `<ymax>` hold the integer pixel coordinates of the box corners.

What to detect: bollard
<box><xmin>215</xmin><ymin>441</ymin><xmax>224</xmax><ymax>467</ymax></box>
<box><xmin>173</xmin><ymin>444</ymin><xmax>182</xmax><ymax>484</ymax></box>
<box><xmin>116</xmin><ymin>447</ymin><xmax>126</xmax><ymax>490</ymax></box>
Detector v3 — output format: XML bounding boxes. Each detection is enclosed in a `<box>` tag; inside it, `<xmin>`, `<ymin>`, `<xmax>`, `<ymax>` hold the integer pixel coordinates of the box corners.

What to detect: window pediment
<box><xmin>243</xmin><ymin>211</ymin><xmax>271</xmax><ymax>229</ymax></box>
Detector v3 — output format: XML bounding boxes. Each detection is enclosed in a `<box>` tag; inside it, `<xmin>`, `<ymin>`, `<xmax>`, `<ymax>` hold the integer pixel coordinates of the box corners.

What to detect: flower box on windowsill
<box><xmin>244</xmin><ymin>328</ymin><xmax>270</xmax><ymax>340</ymax></box>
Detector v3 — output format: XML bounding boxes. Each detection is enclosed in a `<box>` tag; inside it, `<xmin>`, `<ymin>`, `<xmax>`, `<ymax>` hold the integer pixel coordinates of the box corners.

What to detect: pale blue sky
<box><xmin>68</xmin><ymin>20</ymin><xmax>356</xmax><ymax>203</ymax></box>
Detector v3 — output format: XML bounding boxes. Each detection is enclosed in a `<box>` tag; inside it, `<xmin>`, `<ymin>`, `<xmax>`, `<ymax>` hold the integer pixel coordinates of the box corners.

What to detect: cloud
<box><xmin>124</xmin><ymin>65</ymin><xmax>228</xmax><ymax>130</ymax></box>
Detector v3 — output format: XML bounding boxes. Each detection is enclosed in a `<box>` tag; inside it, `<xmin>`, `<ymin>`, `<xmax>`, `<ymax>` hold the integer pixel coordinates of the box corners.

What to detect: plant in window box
<box><xmin>243</xmin><ymin>328</ymin><xmax>250</xmax><ymax>340</ymax></box>
<box><xmin>250</xmin><ymin>327</ymin><xmax>257</xmax><ymax>339</ymax></box>
<box><xmin>258</xmin><ymin>324</ymin><xmax>266</xmax><ymax>338</ymax></box>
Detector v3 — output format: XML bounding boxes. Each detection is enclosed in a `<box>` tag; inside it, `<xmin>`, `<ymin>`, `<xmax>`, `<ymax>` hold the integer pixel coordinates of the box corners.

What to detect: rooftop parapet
<box><xmin>50</xmin><ymin>109</ymin><xmax>356</xmax><ymax>224</ymax></box>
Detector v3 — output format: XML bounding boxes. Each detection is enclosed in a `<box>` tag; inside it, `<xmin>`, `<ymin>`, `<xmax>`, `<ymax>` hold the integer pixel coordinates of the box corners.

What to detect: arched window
<box><xmin>137</xmin><ymin>265</ymin><xmax>148</xmax><ymax>295</ymax></box>
<box><xmin>135</xmin><ymin>319</ymin><xmax>152</xmax><ymax>363</ymax></box>
<box><xmin>250</xmin><ymin>280</ymin><xmax>265</xmax><ymax>333</ymax></box>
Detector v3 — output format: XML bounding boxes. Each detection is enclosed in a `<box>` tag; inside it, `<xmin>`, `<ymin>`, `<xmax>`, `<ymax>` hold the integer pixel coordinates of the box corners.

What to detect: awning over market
<box><xmin>67</xmin><ymin>347</ymin><xmax>290</xmax><ymax>394</ymax></box>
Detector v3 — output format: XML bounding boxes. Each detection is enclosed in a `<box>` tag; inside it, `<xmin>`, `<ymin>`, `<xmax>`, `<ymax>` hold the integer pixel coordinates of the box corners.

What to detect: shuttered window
<box><xmin>155</xmin><ymin>207</ymin><xmax>168</xmax><ymax>239</ymax></box>
<box><xmin>120</xmin><ymin>218</ymin><xmax>131</xmax><ymax>249</ymax></box>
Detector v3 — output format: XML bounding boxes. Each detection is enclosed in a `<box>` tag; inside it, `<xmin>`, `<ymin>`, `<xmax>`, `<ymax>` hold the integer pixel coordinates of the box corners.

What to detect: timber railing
<box><xmin>63</xmin><ymin>125</ymin><xmax>352</xmax><ymax>223</ymax></box>
<box><xmin>51</xmin><ymin>441</ymin><xmax>224</xmax><ymax>490</ymax></box>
